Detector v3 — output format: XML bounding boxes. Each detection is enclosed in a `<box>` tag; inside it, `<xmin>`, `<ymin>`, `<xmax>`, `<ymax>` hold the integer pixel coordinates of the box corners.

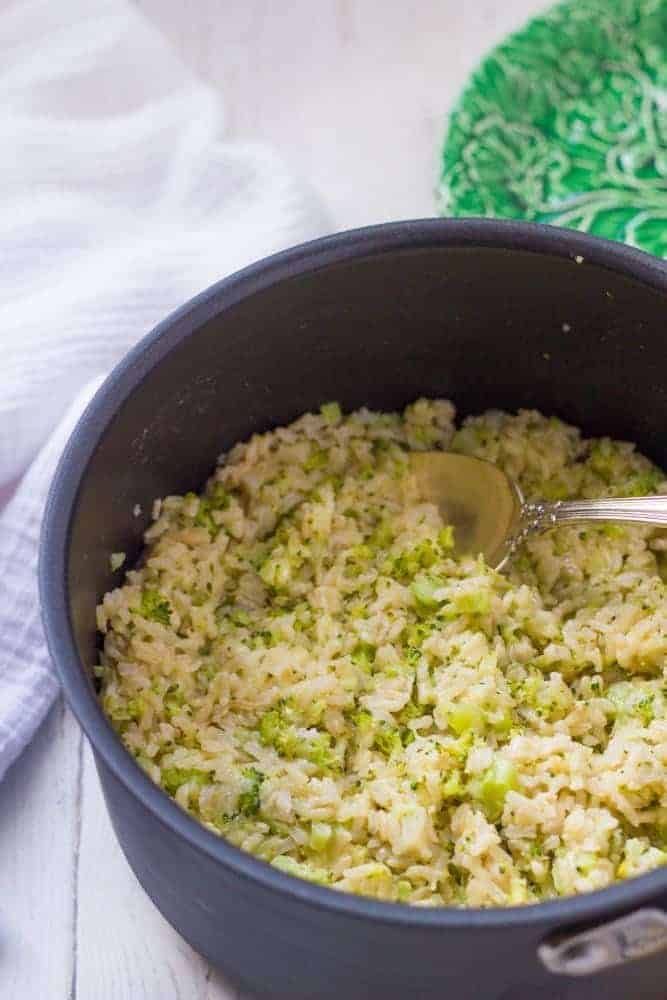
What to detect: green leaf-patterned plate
<box><xmin>439</xmin><ymin>0</ymin><xmax>667</xmax><ymax>256</ymax></box>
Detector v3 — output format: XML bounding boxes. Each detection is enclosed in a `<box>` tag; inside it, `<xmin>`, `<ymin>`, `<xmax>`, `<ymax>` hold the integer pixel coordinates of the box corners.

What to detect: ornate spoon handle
<box><xmin>520</xmin><ymin>496</ymin><xmax>667</xmax><ymax>540</ymax></box>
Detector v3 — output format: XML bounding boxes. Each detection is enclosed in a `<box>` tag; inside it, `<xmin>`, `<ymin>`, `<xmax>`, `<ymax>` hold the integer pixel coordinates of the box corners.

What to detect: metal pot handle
<box><xmin>538</xmin><ymin>908</ymin><xmax>667</xmax><ymax>976</ymax></box>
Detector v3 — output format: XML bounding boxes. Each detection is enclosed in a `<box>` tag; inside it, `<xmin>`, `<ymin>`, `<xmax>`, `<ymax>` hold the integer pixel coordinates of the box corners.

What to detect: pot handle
<box><xmin>538</xmin><ymin>908</ymin><xmax>667</xmax><ymax>976</ymax></box>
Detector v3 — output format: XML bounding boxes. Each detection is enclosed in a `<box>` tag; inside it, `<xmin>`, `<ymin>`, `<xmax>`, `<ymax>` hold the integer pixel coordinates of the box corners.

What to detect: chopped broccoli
<box><xmin>320</xmin><ymin>401</ymin><xmax>342</xmax><ymax>424</ymax></box>
<box><xmin>385</xmin><ymin>540</ymin><xmax>441</xmax><ymax>581</ymax></box>
<box><xmin>210</xmin><ymin>481</ymin><xmax>231</xmax><ymax>508</ymax></box>
<box><xmin>442</xmin><ymin>769</ymin><xmax>465</xmax><ymax>800</ymax></box>
<box><xmin>351</xmin><ymin>641</ymin><xmax>376</xmax><ymax>670</ymax></box>
<box><xmin>397</xmin><ymin>700</ymin><xmax>421</xmax><ymax>725</ymax></box>
<box><xmin>452</xmin><ymin>588</ymin><xmax>491</xmax><ymax>615</ymax></box>
<box><xmin>472</xmin><ymin>758</ymin><xmax>518</xmax><ymax>821</ymax></box>
<box><xmin>309</xmin><ymin>821</ymin><xmax>333</xmax><ymax>852</ymax></box>
<box><xmin>194</xmin><ymin>500</ymin><xmax>219</xmax><ymax>536</ymax></box>
<box><xmin>193</xmin><ymin>482</ymin><xmax>230</xmax><ymax>537</ymax></box>
<box><xmin>270</xmin><ymin>855</ymin><xmax>331</xmax><ymax>885</ymax></box>
<box><xmin>411</xmin><ymin>574</ymin><xmax>444</xmax><ymax>609</ymax></box>
<box><xmin>349</xmin><ymin>708</ymin><xmax>374</xmax><ymax>733</ymax></box>
<box><xmin>259</xmin><ymin>708</ymin><xmax>338</xmax><ymax>770</ymax></box>
<box><xmin>626</xmin><ymin>470</ymin><xmax>662</xmax><ymax>497</ymax></box>
<box><xmin>304</xmin><ymin>447</ymin><xmax>329</xmax><ymax>472</ymax></box>
<box><xmin>587</xmin><ymin>440</ymin><xmax>617</xmax><ymax>481</ymax></box>
<box><xmin>161</xmin><ymin>767</ymin><xmax>210</xmax><ymax>795</ymax></box>
<box><xmin>397</xmin><ymin>879</ymin><xmax>412</xmax><ymax>902</ymax></box>
<box><xmin>370</xmin><ymin>520</ymin><xmax>394</xmax><ymax>549</ymax></box>
<box><xmin>139</xmin><ymin>589</ymin><xmax>172</xmax><ymax>625</ymax></box>
<box><xmin>230</xmin><ymin>609</ymin><xmax>253</xmax><ymax>627</ymax></box>
<box><xmin>164</xmin><ymin>687</ymin><xmax>186</xmax><ymax>719</ymax></box>
<box><xmin>373</xmin><ymin>724</ymin><xmax>403</xmax><ymax>758</ymax></box>
<box><xmin>602</xmin><ymin>524</ymin><xmax>626</xmax><ymax>540</ymax></box>
<box><xmin>259</xmin><ymin>708</ymin><xmax>299</xmax><ymax>757</ymax></box>
<box><xmin>607</xmin><ymin>682</ymin><xmax>658</xmax><ymax>725</ymax></box>
<box><xmin>402</xmin><ymin>621</ymin><xmax>435</xmax><ymax>649</ymax></box>
<box><xmin>438</xmin><ymin>526</ymin><xmax>455</xmax><ymax>550</ymax></box>
<box><xmin>448</xmin><ymin>702</ymin><xmax>485</xmax><ymax>736</ymax></box>
<box><xmin>401</xmin><ymin>727</ymin><xmax>416</xmax><ymax>747</ymax></box>
<box><xmin>238</xmin><ymin>767</ymin><xmax>265</xmax><ymax>816</ymax></box>
<box><xmin>304</xmin><ymin>732</ymin><xmax>338</xmax><ymax>770</ymax></box>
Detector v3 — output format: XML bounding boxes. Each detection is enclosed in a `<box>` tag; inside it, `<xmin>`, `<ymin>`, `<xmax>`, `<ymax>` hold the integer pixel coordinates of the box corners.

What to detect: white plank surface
<box><xmin>75</xmin><ymin>742</ymin><xmax>240</xmax><ymax>1000</ymax></box>
<box><xmin>0</xmin><ymin>703</ymin><xmax>81</xmax><ymax>999</ymax></box>
<box><xmin>2</xmin><ymin>2</ymin><xmax>548</xmax><ymax>997</ymax></box>
<box><xmin>133</xmin><ymin>0</ymin><xmax>544</xmax><ymax>232</ymax></box>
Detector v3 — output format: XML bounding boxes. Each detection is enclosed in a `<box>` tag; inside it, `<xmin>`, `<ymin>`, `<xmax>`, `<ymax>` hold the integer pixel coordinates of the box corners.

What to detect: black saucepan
<box><xmin>40</xmin><ymin>220</ymin><xmax>667</xmax><ymax>999</ymax></box>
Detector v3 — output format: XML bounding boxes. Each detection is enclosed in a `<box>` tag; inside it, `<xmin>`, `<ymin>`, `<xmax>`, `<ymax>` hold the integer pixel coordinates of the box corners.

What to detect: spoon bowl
<box><xmin>410</xmin><ymin>452</ymin><xmax>523</xmax><ymax>569</ymax></box>
<box><xmin>411</xmin><ymin>451</ymin><xmax>667</xmax><ymax>570</ymax></box>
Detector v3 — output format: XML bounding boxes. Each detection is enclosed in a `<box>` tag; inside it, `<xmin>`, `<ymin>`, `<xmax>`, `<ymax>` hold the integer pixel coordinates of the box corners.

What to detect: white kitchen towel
<box><xmin>0</xmin><ymin>0</ymin><xmax>327</xmax><ymax>779</ymax></box>
<box><xmin>0</xmin><ymin>379</ymin><xmax>103</xmax><ymax>780</ymax></box>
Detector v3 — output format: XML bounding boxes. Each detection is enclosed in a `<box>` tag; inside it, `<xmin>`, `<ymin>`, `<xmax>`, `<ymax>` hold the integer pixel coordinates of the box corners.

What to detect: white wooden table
<box><xmin>0</xmin><ymin>2</ymin><xmax>546</xmax><ymax>997</ymax></box>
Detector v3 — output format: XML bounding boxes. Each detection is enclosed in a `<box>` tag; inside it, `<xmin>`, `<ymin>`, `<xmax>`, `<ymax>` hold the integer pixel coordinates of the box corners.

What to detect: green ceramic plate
<box><xmin>440</xmin><ymin>0</ymin><xmax>667</xmax><ymax>255</ymax></box>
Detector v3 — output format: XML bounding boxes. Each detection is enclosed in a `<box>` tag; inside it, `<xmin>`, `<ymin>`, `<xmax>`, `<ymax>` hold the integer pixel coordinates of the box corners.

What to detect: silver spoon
<box><xmin>410</xmin><ymin>452</ymin><xmax>667</xmax><ymax>571</ymax></box>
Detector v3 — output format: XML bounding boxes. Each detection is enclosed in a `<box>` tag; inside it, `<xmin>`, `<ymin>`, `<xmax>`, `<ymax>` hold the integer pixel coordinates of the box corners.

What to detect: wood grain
<box><xmin>75</xmin><ymin>743</ymin><xmax>239</xmax><ymax>999</ymax></box>
<box><xmin>0</xmin><ymin>704</ymin><xmax>81</xmax><ymax>999</ymax></box>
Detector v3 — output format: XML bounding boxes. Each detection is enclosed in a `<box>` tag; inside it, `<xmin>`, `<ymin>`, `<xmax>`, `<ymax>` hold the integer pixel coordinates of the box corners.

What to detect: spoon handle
<box><xmin>521</xmin><ymin>496</ymin><xmax>667</xmax><ymax>538</ymax></box>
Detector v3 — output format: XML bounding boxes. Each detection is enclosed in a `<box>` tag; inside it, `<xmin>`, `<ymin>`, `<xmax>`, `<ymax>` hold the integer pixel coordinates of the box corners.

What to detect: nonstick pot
<box><xmin>40</xmin><ymin>220</ymin><xmax>667</xmax><ymax>999</ymax></box>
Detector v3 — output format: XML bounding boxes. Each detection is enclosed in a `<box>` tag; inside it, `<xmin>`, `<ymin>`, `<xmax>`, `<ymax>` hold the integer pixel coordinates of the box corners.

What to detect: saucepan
<box><xmin>40</xmin><ymin>220</ymin><xmax>667</xmax><ymax>999</ymax></box>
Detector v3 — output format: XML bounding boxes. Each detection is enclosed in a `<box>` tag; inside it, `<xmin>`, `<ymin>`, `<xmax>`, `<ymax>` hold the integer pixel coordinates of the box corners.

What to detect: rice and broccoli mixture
<box><xmin>97</xmin><ymin>400</ymin><xmax>667</xmax><ymax>907</ymax></box>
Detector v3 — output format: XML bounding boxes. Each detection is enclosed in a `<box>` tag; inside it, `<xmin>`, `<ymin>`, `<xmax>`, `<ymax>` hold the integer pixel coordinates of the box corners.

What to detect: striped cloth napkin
<box><xmin>0</xmin><ymin>0</ymin><xmax>326</xmax><ymax>780</ymax></box>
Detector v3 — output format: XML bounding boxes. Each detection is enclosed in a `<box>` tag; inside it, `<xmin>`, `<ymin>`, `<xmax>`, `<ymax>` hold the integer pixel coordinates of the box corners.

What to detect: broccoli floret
<box><xmin>139</xmin><ymin>589</ymin><xmax>172</xmax><ymax>625</ymax></box>
<box><xmin>471</xmin><ymin>758</ymin><xmax>518</xmax><ymax>821</ymax></box>
<box><xmin>438</xmin><ymin>526</ymin><xmax>455</xmax><ymax>550</ymax></box>
<box><xmin>448</xmin><ymin>702</ymin><xmax>485</xmax><ymax>736</ymax></box>
<box><xmin>270</xmin><ymin>855</ymin><xmax>331</xmax><ymax>885</ymax></box>
<box><xmin>351</xmin><ymin>641</ymin><xmax>376</xmax><ymax>670</ymax></box>
<box><xmin>161</xmin><ymin>767</ymin><xmax>209</xmax><ymax>795</ymax></box>
<box><xmin>164</xmin><ymin>687</ymin><xmax>187</xmax><ymax>719</ymax></box>
<box><xmin>237</xmin><ymin>766</ymin><xmax>265</xmax><ymax>816</ymax></box>
<box><xmin>442</xmin><ymin>769</ymin><xmax>465</xmax><ymax>801</ymax></box>
<box><xmin>194</xmin><ymin>499</ymin><xmax>218</xmax><ymax>536</ymax></box>
<box><xmin>385</xmin><ymin>539</ymin><xmax>443</xmax><ymax>581</ymax></box>
<box><xmin>602</xmin><ymin>524</ymin><xmax>626</xmax><ymax>540</ymax></box>
<box><xmin>309</xmin><ymin>821</ymin><xmax>333</xmax><ymax>852</ymax></box>
<box><xmin>258</xmin><ymin>708</ymin><xmax>299</xmax><ymax>757</ymax></box>
<box><xmin>369</xmin><ymin>520</ymin><xmax>394</xmax><ymax>549</ymax></box>
<box><xmin>402</xmin><ymin>621</ymin><xmax>436</xmax><ymax>648</ymax></box>
<box><xmin>106</xmin><ymin>695</ymin><xmax>144</xmax><ymax>724</ymax></box>
<box><xmin>304</xmin><ymin>733</ymin><xmax>338</xmax><ymax>770</ymax></box>
<box><xmin>373</xmin><ymin>724</ymin><xmax>403</xmax><ymax>758</ymax></box>
<box><xmin>607</xmin><ymin>682</ymin><xmax>658</xmax><ymax>725</ymax></box>
<box><xmin>397</xmin><ymin>700</ymin><xmax>421</xmax><ymax>725</ymax></box>
<box><xmin>304</xmin><ymin>447</ymin><xmax>329</xmax><ymax>472</ymax></box>
<box><xmin>210</xmin><ymin>481</ymin><xmax>231</xmax><ymax>508</ymax></box>
<box><xmin>191</xmin><ymin>482</ymin><xmax>230</xmax><ymax>537</ymax></box>
<box><xmin>320</xmin><ymin>401</ymin><xmax>342</xmax><ymax>424</ymax></box>
<box><xmin>626</xmin><ymin>470</ymin><xmax>663</xmax><ymax>497</ymax></box>
<box><xmin>345</xmin><ymin>544</ymin><xmax>374</xmax><ymax>576</ymax></box>
<box><xmin>397</xmin><ymin>879</ymin><xmax>412</xmax><ymax>902</ymax></box>
<box><xmin>348</xmin><ymin>708</ymin><xmax>374</xmax><ymax>733</ymax></box>
<box><xmin>587</xmin><ymin>440</ymin><xmax>617</xmax><ymax>481</ymax></box>
<box><xmin>259</xmin><ymin>708</ymin><xmax>338</xmax><ymax>770</ymax></box>
<box><xmin>452</xmin><ymin>588</ymin><xmax>491</xmax><ymax>615</ymax></box>
<box><xmin>411</xmin><ymin>574</ymin><xmax>444</xmax><ymax>609</ymax></box>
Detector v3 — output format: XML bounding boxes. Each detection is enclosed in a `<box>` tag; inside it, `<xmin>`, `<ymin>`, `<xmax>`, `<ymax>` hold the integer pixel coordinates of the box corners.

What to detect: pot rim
<box><xmin>39</xmin><ymin>217</ymin><xmax>667</xmax><ymax>931</ymax></box>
